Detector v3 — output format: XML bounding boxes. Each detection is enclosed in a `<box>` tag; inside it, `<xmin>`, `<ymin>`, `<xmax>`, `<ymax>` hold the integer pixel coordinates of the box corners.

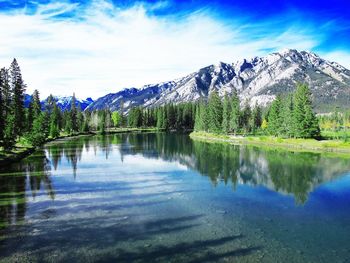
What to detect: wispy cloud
<box><xmin>0</xmin><ymin>0</ymin><xmax>348</xmax><ymax>99</ymax></box>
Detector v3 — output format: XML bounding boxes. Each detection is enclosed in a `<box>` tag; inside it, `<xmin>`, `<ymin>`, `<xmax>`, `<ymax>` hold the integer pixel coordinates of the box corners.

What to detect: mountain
<box><xmin>24</xmin><ymin>95</ymin><xmax>94</xmax><ymax>111</ymax></box>
<box><xmin>47</xmin><ymin>96</ymin><xmax>94</xmax><ymax>111</ymax></box>
<box><xmin>86</xmin><ymin>49</ymin><xmax>350</xmax><ymax>113</ymax></box>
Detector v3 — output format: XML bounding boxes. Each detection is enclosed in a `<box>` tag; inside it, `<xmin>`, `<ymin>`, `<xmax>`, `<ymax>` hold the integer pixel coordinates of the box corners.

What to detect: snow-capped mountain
<box><xmin>24</xmin><ymin>95</ymin><xmax>94</xmax><ymax>111</ymax></box>
<box><xmin>47</xmin><ymin>96</ymin><xmax>94</xmax><ymax>111</ymax></box>
<box><xmin>87</xmin><ymin>49</ymin><xmax>350</xmax><ymax>113</ymax></box>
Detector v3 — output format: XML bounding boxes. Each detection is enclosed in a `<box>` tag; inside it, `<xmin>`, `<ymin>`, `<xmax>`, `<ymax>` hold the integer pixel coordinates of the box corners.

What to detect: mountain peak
<box><xmin>86</xmin><ymin>50</ymin><xmax>350</xmax><ymax>113</ymax></box>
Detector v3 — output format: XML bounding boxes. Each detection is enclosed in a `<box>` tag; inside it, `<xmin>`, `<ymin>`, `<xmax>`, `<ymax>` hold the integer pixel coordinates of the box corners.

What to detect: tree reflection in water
<box><xmin>45</xmin><ymin>133</ymin><xmax>350</xmax><ymax>204</ymax></box>
<box><xmin>0</xmin><ymin>150</ymin><xmax>54</xmax><ymax>229</ymax></box>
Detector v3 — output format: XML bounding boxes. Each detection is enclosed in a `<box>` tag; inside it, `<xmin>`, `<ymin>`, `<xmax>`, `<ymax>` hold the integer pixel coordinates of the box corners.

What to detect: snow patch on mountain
<box><xmin>86</xmin><ymin>49</ymin><xmax>350</xmax><ymax>113</ymax></box>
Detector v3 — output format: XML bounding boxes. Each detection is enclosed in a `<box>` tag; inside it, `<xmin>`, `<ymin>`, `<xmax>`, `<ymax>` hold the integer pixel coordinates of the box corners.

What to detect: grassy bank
<box><xmin>0</xmin><ymin>127</ymin><xmax>160</xmax><ymax>167</ymax></box>
<box><xmin>190</xmin><ymin>131</ymin><xmax>350</xmax><ymax>154</ymax></box>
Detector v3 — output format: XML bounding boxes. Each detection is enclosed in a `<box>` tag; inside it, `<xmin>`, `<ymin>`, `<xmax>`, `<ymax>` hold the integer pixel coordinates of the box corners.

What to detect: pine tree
<box><xmin>0</xmin><ymin>68</ymin><xmax>11</xmax><ymax>116</ymax></box>
<box><xmin>9</xmin><ymin>59</ymin><xmax>26</xmax><ymax>137</ymax></box>
<box><xmin>71</xmin><ymin>93</ymin><xmax>78</xmax><ymax>133</ymax></box>
<box><xmin>267</xmin><ymin>96</ymin><xmax>282</xmax><ymax>136</ymax></box>
<box><xmin>241</xmin><ymin>102</ymin><xmax>252</xmax><ymax>133</ymax></box>
<box><xmin>119</xmin><ymin>100</ymin><xmax>125</xmax><ymax>127</ymax></box>
<box><xmin>26</xmin><ymin>102</ymin><xmax>34</xmax><ymax>132</ymax></box>
<box><xmin>3</xmin><ymin>114</ymin><xmax>16</xmax><ymax>150</ymax></box>
<box><xmin>0</xmin><ymin>68</ymin><xmax>12</xmax><ymax>148</ymax></box>
<box><xmin>229</xmin><ymin>90</ymin><xmax>240</xmax><ymax>135</ymax></box>
<box><xmin>32</xmin><ymin>90</ymin><xmax>41</xmax><ymax>118</ymax></box>
<box><xmin>156</xmin><ymin>108</ymin><xmax>163</xmax><ymax>129</ymax></box>
<box><xmin>250</xmin><ymin>103</ymin><xmax>262</xmax><ymax>134</ymax></box>
<box><xmin>99</xmin><ymin>110</ymin><xmax>106</xmax><ymax>134</ymax></box>
<box><xmin>64</xmin><ymin>111</ymin><xmax>72</xmax><ymax>134</ymax></box>
<box><xmin>0</xmin><ymin>69</ymin><xmax>4</xmax><ymax>142</ymax></box>
<box><xmin>293</xmin><ymin>83</ymin><xmax>320</xmax><ymax>138</ymax></box>
<box><xmin>222</xmin><ymin>93</ymin><xmax>231</xmax><ymax>133</ymax></box>
<box><xmin>208</xmin><ymin>90</ymin><xmax>223</xmax><ymax>133</ymax></box>
<box><xmin>194</xmin><ymin>104</ymin><xmax>201</xmax><ymax>131</ymax></box>
<box><xmin>167</xmin><ymin>104</ymin><xmax>176</xmax><ymax>130</ymax></box>
<box><xmin>28</xmin><ymin>113</ymin><xmax>47</xmax><ymax>147</ymax></box>
<box><xmin>49</xmin><ymin>101</ymin><xmax>60</xmax><ymax>138</ymax></box>
<box><xmin>280</xmin><ymin>94</ymin><xmax>294</xmax><ymax>137</ymax></box>
<box><xmin>199</xmin><ymin>102</ymin><xmax>209</xmax><ymax>131</ymax></box>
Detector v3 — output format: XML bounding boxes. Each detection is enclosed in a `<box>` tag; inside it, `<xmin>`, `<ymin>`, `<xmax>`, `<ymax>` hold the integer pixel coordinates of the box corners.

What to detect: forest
<box><xmin>1</xmin><ymin>59</ymin><xmax>349</xmax><ymax>153</ymax></box>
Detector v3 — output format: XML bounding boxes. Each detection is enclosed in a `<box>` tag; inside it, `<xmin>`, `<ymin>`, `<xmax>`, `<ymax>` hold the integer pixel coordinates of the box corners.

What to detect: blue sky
<box><xmin>0</xmin><ymin>0</ymin><xmax>349</xmax><ymax>98</ymax></box>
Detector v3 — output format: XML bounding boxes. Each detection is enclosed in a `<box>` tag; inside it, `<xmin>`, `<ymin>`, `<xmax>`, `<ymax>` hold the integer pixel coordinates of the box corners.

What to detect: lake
<box><xmin>1</xmin><ymin>133</ymin><xmax>350</xmax><ymax>262</ymax></box>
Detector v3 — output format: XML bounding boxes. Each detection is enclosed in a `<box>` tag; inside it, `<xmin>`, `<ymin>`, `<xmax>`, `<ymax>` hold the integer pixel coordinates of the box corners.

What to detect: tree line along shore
<box><xmin>1</xmin><ymin>59</ymin><xmax>350</xmax><ymax>165</ymax></box>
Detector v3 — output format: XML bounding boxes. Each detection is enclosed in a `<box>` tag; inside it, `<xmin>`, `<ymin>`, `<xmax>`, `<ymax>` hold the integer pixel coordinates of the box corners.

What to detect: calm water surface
<box><xmin>1</xmin><ymin>133</ymin><xmax>350</xmax><ymax>262</ymax></box>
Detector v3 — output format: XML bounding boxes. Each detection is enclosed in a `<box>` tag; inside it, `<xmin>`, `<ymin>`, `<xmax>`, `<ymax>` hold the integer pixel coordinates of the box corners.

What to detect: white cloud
<box><xmin>0</xmin><ymin>0</ymin><xmax>347</xmax><ymax>99</ymax></box>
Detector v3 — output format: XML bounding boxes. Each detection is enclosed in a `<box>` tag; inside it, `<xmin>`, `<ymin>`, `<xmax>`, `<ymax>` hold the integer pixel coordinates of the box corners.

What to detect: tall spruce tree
<box><xmin>0</xmin><ymin>68</ymin><xmax>11</xmax><ymax>118</ymax></box>
<box><xmin>229</xmin><ymin>90</ymin><xmax>240</xmax><ymax>135</ymax></box>
<box><xmin>156</xmin><ymin>108</ymin><xmax>163</xmax><ymax>129</ymax></box>
<box><xmin>250</xmin><ymin>103</ymin><xmax>262</xmax><ymax>134</ymax></box>
<box><xmin>71</xmin><ymin>93</ymin><xmax>78</xmax><ymax>133</ymax></box>
<box><xmin>0</xmin><ymin>69</ymin><xmax>4</xmax><ymax>142</ymax></box>
<box><xmin>241</xmin><ymin>102</ymin><xmax>252</xmax><ymax>133</ymax></box>
<box><xmin>32</xmin><ymin>90</ymin><xmax>41</xmax><ymax>118</ymax></box>
<box><xmin>280</xmin><ymin>94</ymin><xmax>294</xmax><ymax>137</ymax></box>
<box><xmin>267</xmin><ymin>96</ymin><xmax>282</xmax><ymax>136</ymax></box>
<box><xmin>208</xmin><ymin>90</ymin><xmax>223</xmax><ymax>133</ymax></box>
<box><xmin>293</xmin><ymin>83</ymin><xmax>320</xmax><ymax>138</ymax></box>
<box><xmin>3</xmin><ymin>114</ymin><xmax>16</xmax><ymax>150</ymax></box>
<box><xmin>222</xmin><ymin>93</ymin><xmax>231</xmax><ymax>133</ymax></box>
<box><xmin>49</xmin><ymin>101</ymin><xmax>61</xmax><ymax>138</ymax></box>
<box><xmin>0</xmin><ymin>68</ymin><xmax>12</xmax><ymax>148</ymax></box>
<box><xmin>9</xmin><ymin>59</ymin><xmax>26</xmax><ymax>137</ymax></box>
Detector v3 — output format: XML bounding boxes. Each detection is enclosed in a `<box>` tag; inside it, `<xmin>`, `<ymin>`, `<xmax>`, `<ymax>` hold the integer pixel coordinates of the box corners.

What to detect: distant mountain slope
<box><xmin>86</xmin><ymin>49</ymin><xmax>350</xmax><ymax>113</ymax></box>
<box><xmin>24</xmin><ymin>95</ymin><xmax>94</xmax><ymax>111</ymax></box>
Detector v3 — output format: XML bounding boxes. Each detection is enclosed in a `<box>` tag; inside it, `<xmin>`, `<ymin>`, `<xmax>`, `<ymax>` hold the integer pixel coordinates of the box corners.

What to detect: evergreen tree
<box><xmin>241</xmin><ymin>102</ymin><xmax>252</xmax><ymax>133</ymax></box>
<box><xmin>9</xmin><ymin>59</ymin><xmax>26</xmax><ymax>136</ymax></box>
<box><xmin>208</xmin><ymin>90</ymin><xmax>223</xmax><ymax>133</ymax></box>
<box><xmin>3</xmin><ymin>114</ymin><xmax>16</xmax><ymax>150</ymax></box>
<box><xmin>26</xmin><ymin>102</ymin><xmax>34</xmax><ymax>132</ymax></box>
<box><xmin>194</xmin><ymin>104</ymin><xmax>201</xmax><ymax>131</ymax></box>
<box><xmin>293</xmin><ymin>83</ymin><xmax>320</xmax><ymax>138</ymax></box>
<box><xmin>267</xmin><ymin>96</ymin><xmax>282</xmax><ymax>136</ymax></box>
<box><xmin>0</xmin><ymin>68</ymin><xmax>11</xmax><ymax>117</ymax></box>
<box><xmin>64</xmin><ymin>111</ymin><xmax>72</xmax><ymax>134</ymax></box>
<box><xmin>71</xmin><ymin>93</ymin><xmax>78</xmax><ymax>133</ymax></box>
<box><xmin>32</xmin><ymin>90</ymin><xmax>41</xmax><ymax>118</ymax></box>
<box><xmin>280</xmin><ymin>94</ymin><xmax>294</xmax><ymax>137</ymax></box>
<box><xmin>49</xmin><ymin>102</ymin><xmax>60</xmax><ymax>138</ymax></box>
<box><xmin>156</xmin><ymin>108</ymin><xmax>163</xmax><ymax>129</ymax></box>
<box><xmin>0</xmin><ymin>70</ymin><xmax>4</xmax><ymax>142</ymax></box>
<box><xmin>229</xmin><ymin>90</ymin><xmax>240</xmax><ymax>135</ymax></box>
<box><xmin>222</xmin><ymin>93</ymin><xmax>231</xmax><ymax>133</ymax></box>
<box><xmin>167</xmin><ymin>104</ymin><xmax>176</xmax><ymax>130</ymax></box>
<box><xmin>250</xmin><ymin>103</ymin><xmax>262</xmax><ymax>134</ymax></box>
<box><xmin>119</xmin><ymin>100</ymin><xmax>125</xmax><ymax>127</ymax></box>
<box><xmin>99</xmin><ymin>110</ymin><xmax>106</xmax><ymax>134</ymax></box>
<box><xmin>28</xmin><ymin>113</ymin><xmax>46</xmax><ymax>147</ymax></box>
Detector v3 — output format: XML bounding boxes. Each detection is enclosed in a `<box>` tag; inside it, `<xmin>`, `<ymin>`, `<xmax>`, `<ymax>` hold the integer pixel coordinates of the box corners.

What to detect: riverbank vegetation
<box><xmin>193</xmin><ymin>83</ymin><xmax>321</xmax><ymax>139</ymax></box>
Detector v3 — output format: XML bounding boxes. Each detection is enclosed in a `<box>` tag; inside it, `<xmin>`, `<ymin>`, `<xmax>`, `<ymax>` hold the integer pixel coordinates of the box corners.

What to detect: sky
<box><xmin>0</xmin><ymin>0</ymin><xmax>349</xmax><ymax>99</ymax></box>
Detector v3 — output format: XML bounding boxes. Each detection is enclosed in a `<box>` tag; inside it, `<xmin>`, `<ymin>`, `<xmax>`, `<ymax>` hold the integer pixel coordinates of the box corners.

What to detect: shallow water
<box><xmin>1</xmin><ymin>133</ymin><xmax>350</xmax><ymax>262</ymax></box>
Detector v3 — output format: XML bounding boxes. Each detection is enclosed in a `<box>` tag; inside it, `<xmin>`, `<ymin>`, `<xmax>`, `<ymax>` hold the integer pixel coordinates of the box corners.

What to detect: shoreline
<box><xmin>189</xmin><ymin>131</ymin><xmax>350</xmax><ymax>155</ymax></box>
<box><xmin>0</xmin><ymin>127</ymin><xmax>160</xmax><ymax>167</ymax></box>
